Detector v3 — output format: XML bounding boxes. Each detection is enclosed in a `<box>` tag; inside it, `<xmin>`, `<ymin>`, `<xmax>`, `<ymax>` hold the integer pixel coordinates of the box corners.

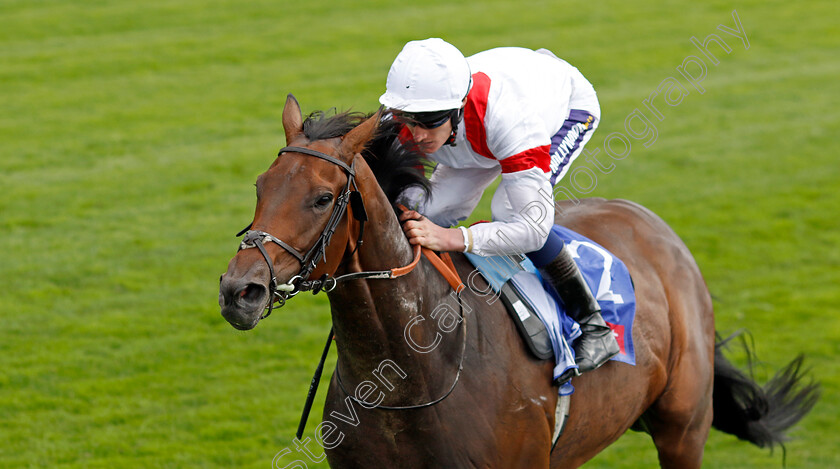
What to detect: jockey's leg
<box><xmin>527</xmin><ymin>234</ymin><xmax>619</xmax><ymax>373</ymax></box>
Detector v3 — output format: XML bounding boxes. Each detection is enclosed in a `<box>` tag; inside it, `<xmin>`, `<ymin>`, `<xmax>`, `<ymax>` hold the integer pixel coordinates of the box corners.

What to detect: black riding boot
<box><xmin>540</xmin><ymin>246</ymin><xmax>620</xmax><ymax>373</ymax></box>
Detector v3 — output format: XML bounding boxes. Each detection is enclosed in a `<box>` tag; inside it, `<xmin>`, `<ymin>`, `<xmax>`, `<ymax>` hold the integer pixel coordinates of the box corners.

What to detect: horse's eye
<box><xmin>315</xmin><ymin>194</ymin><xmax>334</xmax><ymax>208</ymax></box>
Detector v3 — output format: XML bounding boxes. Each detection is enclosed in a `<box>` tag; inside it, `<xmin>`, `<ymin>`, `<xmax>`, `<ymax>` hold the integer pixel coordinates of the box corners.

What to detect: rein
<box><xmin>334</xmin><ymin>291</ymin><xmax>467</xmax><ymax>411</ymax></box>
<box><xmin>296</xmin><ymin>253</ymin><xmax>466</xmax><ymax>439</ymax></box>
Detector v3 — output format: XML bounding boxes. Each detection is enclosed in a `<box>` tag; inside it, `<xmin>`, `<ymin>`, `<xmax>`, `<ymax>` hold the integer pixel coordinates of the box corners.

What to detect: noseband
<box><xmin>237</xmin><ymin>145</ymin><xmax>367</xmax><ymax>319</ymax></box>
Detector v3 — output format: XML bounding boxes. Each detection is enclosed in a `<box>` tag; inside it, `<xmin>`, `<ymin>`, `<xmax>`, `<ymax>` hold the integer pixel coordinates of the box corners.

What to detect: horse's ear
<box><xmin>341</xmin><ymin>109</ymin><xmax>381</xmax><ymax>157</ymax></box>
<box><xmin>282</xmin><ymin>94</ymin><xmax>304</xmax><ymax>144</ymax></box>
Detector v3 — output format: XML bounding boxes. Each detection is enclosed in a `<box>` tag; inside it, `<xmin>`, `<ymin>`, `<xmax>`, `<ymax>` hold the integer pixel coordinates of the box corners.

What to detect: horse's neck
<box><xmin>327</xmin><ymin>161</ymin><xmax>455</xmax><ymax>393</ymax></box>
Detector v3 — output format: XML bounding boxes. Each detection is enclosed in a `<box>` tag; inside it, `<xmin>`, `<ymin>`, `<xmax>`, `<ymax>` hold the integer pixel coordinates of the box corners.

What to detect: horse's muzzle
<box><xmin>219</xmin><ymin>273</ymin><xmax>268</xmax><ymax>330</ymax></box>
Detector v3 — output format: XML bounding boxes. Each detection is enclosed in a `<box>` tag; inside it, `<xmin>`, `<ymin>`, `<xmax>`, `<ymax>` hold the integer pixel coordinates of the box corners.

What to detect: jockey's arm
<box><xmin>468</xmin><ymin>165</ymin><xmax>555</xmax><ymax>256</ymax></box>
<box><xmin>470</xmin><ymin>94</ymin><xmax>557</xmax><ymax>257</ymax></box>
<box><xmin>397</xmin><ymin>163</ymin><xmax>501</xmax><ymax>226</ymax></box>
<box><xmin>397</xmin><ymin>164</ymin><xmax>500</xmax><ymax>252</ymax></box>
<box><xmin>397</xmin><ymin>162</ymin><xmax>555</xmax><ymax>256</ymax></box>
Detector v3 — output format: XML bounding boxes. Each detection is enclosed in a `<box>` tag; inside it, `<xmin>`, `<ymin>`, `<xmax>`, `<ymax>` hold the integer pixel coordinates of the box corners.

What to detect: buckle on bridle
<box><xmin>322</xmin><ymin>276</ymin><xmax>338</xmax><ymax>292</ymax></box>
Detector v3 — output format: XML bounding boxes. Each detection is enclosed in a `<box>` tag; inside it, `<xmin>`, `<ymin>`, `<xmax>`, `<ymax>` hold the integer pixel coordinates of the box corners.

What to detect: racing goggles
<box><xmin>397</xmin><ymin>109</ymin><xmax>455</xmax><ymax>129</ymax></box>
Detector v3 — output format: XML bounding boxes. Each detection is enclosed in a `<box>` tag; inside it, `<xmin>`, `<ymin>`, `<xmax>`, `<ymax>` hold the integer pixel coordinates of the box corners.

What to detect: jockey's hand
<box><xmin>399</xmin><ymin>210</ymin><xmax>465</xmax><ymax>252</ymax></box>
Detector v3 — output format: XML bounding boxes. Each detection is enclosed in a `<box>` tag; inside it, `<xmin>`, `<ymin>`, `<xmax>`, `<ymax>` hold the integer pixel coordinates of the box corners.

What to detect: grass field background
<box><xmin>1</xmin><ymin>0</ymin><xmax>838</xmax><ymax>467</ymax></box>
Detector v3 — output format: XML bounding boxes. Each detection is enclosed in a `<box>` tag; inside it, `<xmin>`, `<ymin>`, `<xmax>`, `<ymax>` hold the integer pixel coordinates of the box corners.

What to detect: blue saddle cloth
<box><xmin>465</xmin><ymin>225</ymin><xmax>636</xmax><ymax>395</ymax></box>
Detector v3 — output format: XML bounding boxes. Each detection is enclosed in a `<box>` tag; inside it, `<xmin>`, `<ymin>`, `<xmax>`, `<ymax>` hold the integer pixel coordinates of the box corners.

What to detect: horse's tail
<box><xmin>711</xmin><ymin>332</ymin><xmax>820</xmax><ymax>451</ymax></box>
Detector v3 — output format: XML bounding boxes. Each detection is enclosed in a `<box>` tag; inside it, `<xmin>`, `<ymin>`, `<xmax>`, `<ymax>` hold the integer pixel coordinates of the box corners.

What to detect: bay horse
<box><xmin>218</xmin><ymin>95</ymin><xmax>818</xmax><ymax>468</ymax></box>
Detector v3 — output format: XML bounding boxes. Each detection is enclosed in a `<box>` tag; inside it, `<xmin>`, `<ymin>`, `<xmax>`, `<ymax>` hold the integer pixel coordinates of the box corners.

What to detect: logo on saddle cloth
<box><xmin>608</xmin><ymin>323</ymin><xmax>626</xmax><ymax>356</ymax></box>
<box><xmin>465</xmin><ymin>225</ymin><xmax>637</xmax><ymax>389</ymax></box>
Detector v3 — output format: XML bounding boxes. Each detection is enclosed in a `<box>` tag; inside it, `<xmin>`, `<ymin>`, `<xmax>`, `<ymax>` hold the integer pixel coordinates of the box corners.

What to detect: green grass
<box><xmin>1</xmin><ymin>0</ymin><xmax>837</xmax><ymax>467</ymax></box>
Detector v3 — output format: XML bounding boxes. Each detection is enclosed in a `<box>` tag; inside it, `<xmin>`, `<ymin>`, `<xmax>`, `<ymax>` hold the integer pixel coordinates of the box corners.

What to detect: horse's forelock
<box><xmin>302</xmin><ymin>110</ymin><xmax>366</xmax><ymax>142</ymax></box>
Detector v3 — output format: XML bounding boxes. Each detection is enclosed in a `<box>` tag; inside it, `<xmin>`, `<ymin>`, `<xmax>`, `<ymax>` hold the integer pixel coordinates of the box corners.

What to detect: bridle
<box><xmin>236</xmin><ymin>145</ymin><xmax>367</xmax><ymax>319</ymax></box>
<box><xmin>234</xmin><ymin>143</ymin><xmax>469</xmax><ymax>436</ymax></box>
<box><xmin>236</xmin><ymin>145</ymin><xmax>444</xmax><ymax>319</ymax></box>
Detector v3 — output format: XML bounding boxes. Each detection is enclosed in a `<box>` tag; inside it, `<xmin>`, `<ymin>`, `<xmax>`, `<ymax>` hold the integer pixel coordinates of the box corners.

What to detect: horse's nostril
<box><xmin>239</xmin><ymin>283</ymin><xmax>266</xmax><ymax>306</ymax></box>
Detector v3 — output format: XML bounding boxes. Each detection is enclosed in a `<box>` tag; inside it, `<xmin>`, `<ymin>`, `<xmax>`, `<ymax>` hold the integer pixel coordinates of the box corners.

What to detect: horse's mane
<box><xmin>302</xmin><ymin>110</ymin><xmax>431</xmax><ymax>204</ymax></box>
<box><xmin>302</xmin><ymin>110</ymin><xmax>363</xmax><ymax>141</ymax></box>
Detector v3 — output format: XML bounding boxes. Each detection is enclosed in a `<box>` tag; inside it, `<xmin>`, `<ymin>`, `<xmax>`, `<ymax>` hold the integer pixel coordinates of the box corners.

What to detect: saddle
<box><xmin>428</xmin><ymin>226</ymin><xmax>638</xmax><ymax>386</ymax></box>
<box><xmin>424</xmin><ymin>250</ymin><xmax>552</xmax><ymax>360</ymax></box>
<box><xmin>497</xmin><ymin>280</ymin><xmax>554</xmax><ymax>360</ymax></box>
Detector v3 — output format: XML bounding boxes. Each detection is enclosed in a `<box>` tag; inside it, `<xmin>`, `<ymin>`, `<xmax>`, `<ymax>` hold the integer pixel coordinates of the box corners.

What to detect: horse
<box><xmin>218</xmin><ymin>95</ymin><xmax>819</xmax><ymax>468</ymax></box>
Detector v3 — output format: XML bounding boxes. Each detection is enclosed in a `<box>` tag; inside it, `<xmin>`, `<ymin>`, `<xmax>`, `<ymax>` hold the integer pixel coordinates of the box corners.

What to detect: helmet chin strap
<box><xmin>445</xmin><ymin>75</ymin><xmax>472</xmax><ymax>147</ymax></box>
<box><xmin>445</xmin><ymin>108</ymin><xmax>464</xmax><ymax>147</ymax></box>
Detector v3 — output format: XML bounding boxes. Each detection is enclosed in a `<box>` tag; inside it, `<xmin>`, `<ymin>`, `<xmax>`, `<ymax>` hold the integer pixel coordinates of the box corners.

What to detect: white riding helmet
<box><xmin>379</xmin><ymin>38</ymin><xmax>472</xmax><ymax>113</ymax></box>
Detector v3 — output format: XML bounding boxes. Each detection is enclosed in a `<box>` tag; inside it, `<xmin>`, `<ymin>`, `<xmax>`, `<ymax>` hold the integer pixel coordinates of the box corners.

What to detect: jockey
<box><xmin>380</xmin><ymin>38</ymin><xmax>619</xmax><ymax>375</ymax></box>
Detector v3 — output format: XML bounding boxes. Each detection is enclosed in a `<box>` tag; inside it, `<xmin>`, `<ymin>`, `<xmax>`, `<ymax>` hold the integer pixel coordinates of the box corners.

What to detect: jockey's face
<box><xmin>404</xmin><ymin>117</ymin><xmax>452</xmax><ymax>155</ymax></box>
